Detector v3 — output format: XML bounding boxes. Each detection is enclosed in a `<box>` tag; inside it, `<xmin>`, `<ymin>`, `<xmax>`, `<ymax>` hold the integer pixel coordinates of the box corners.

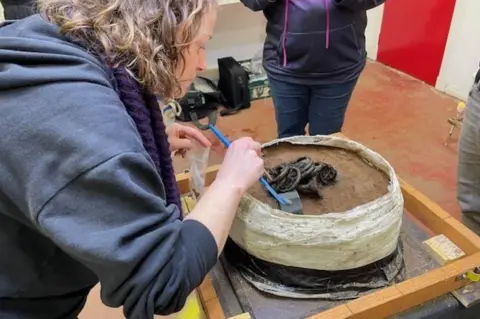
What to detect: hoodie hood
<box><xmin>0</xmin><ymin>15</ymin><xmax>112</xmax><ymax>92</ymax></box>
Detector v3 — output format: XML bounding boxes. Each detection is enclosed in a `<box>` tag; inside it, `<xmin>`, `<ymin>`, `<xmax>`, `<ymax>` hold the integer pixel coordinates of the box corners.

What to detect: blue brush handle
<box><xmin>208</xmin><ymin>124</ymin><xmax>231</xmax><ymax>147</ymax></box>
<box><xmin>208</xmin><ymin>124</ymin><xmax>289</xmax><ymax>205</ymax></box>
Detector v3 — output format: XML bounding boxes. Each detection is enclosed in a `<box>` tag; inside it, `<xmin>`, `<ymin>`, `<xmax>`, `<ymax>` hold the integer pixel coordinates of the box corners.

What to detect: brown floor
<box><xmin>81</xmin><ymin>60</ymin><xmax>462</xmax><ymax>317</ymax></box>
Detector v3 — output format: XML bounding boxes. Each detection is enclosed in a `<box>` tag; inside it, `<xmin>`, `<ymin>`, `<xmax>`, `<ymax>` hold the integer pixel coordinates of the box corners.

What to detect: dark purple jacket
<box><xmin>240</xmin><ymin>0</ymin><xmax>386</xmax><ymax>85</ymax></box>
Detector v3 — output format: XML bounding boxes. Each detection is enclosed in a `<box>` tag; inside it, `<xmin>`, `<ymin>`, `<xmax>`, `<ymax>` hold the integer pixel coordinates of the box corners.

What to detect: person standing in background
<box><xmin>0</xmin><ymin>0</ymin><xmax>36</xmax><ymax>20</ymax></box>
<box><xmin>457</xmin><ymin>66</ymin><xmax>480</xmax><ymax>235</ymax></box>
<box><xmin>240</xmin><ymin>0</ymin><xmax>387</xmax><ymax>138</ymax></box>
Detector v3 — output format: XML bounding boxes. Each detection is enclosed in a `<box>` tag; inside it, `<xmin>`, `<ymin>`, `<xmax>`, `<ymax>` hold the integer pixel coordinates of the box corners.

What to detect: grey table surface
<box><xmin>210</xmin><ymin>214</ymin><xmax>480</xmax><ymax>319</ymax></box>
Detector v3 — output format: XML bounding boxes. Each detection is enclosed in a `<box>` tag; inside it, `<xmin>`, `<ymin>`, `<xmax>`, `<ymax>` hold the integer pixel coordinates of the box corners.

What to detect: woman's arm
<box><xmin>185</xmin><ymin>137</ymin><xmax>263</xmax><ymax>254</ymax></box>
<box><xmin>240</xmin><ymin>0</ymin><xmax>277</xmax><ymax>12</ymax></box>
<box><xmin>334</xmin><ymin>0</ymin><xmax>386</xmax><ymax>11</ymax></box>
<box><xmin>185</xmin><ymin>181</ymin><xmax>243</xmax><ymax>255</ymax></box>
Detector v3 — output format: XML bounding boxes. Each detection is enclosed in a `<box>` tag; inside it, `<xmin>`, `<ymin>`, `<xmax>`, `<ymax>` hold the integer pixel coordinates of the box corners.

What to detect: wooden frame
<box><xmin>175</xmin><ymin>140</ymin><xmax>480</xmax><ymax>319</ymax></box>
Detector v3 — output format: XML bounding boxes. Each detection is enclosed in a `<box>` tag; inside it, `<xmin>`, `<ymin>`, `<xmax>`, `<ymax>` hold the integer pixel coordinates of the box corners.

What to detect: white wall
<box><xmin>207</xmin><ymin>2</ymin><xmax>266</xmax><ymax>70</ymax></box>
<box><xmin>207</xmin><ymin>1</ymin><xmax>385</xmax><ymax>72</ymax></box>
<box><xmin>365</xmin><ymin>5</ymin><xmax>385</xmax><ymax>60</ymax></box>
<box><xmin>436</xmin><ymin>0</ymin><xmax>480</xmax><ymax>101</ymax></box>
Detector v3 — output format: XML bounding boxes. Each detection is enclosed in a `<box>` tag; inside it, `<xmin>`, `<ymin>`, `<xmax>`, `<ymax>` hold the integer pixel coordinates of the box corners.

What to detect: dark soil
<box><xmin>248</xmin><ymin>143</ymin><xmax>390</xmax><ymax>215</ymax></box>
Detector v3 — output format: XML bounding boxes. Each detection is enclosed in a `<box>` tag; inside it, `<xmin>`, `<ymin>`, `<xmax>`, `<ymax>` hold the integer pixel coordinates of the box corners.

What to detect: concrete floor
<box><xmin>81</xmin><ymin>60</ymin><xmax>463</xmax><ymax>317</ymax></box>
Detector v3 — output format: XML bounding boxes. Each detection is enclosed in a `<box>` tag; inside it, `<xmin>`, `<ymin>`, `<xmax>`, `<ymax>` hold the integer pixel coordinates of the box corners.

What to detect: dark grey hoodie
<box><xmin>0</xmin><ymin>14</ymin><xmax>217</xmax><ymax>319</ymax></box>
<box><xmin>241</xmin><ymin>0</ymin><xmax>386</xmax><ymax>85</ymax></box>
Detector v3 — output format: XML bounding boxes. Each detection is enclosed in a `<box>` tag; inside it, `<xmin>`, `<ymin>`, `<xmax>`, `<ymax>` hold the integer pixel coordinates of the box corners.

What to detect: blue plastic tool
<box><xmin>207</xmin><ymin>124</ymin><xmax>290</xmax><ymax>205</ymax></box>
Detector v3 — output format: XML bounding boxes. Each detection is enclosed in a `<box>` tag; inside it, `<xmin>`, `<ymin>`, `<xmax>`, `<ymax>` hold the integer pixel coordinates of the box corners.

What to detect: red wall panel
<box><xmin>377</xmin><ymin>0</ymin><xmax>456</xmax><ymax>86</ymax></box>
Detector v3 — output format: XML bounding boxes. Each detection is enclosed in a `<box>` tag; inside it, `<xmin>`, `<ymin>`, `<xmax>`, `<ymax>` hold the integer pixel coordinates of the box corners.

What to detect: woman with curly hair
<box><xmin>0</xmin><ymin>1</ymin><xmax>264</xmax><ymax>318</ymax></box>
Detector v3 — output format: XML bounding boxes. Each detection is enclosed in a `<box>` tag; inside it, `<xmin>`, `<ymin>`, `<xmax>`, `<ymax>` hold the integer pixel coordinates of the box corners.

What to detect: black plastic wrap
<box><xmin>223</xmin><ymin>238</ymin><xmax>405</xmax><ymax>299</ymax></box>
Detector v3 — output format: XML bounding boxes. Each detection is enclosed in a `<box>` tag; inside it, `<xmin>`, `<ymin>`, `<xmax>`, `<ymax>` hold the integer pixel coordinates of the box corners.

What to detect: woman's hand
<box><xmin>185</xmin><ymin>136</ymin><xmax>264</xmax><ymax>254</ymax></box>
<box><xmin>166</xmin><ymin>123</ymin><xmax>211</xmax><ymax>154</ymax></box>
<box><xmin>215</xmin><ymin>137</ymin><xmax>264</xmax><ymax>194</ymax></box>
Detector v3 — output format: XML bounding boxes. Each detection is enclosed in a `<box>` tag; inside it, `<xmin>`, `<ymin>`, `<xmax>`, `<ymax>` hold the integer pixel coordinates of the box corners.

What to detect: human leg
<box><xmin>307</xmin><ymin>78</ymin><xmax>359</xmax><ymax>136</ymax></box>
<box><xmin>267</xmin><ymin>76</ymin><xmax>310</xmax><ymax>138</ymax></box>
<box><xmin>458</xmin><ymin>81</ymin><xmax>480</xmax><ymax>234</ymax></box>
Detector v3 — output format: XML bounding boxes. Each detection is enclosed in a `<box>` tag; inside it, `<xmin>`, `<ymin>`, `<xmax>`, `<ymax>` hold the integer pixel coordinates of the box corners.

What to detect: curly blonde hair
<box><xmin>38</xmin><ymin>0</ymin><xmax>217</xmax><ymax>99</ymax></box>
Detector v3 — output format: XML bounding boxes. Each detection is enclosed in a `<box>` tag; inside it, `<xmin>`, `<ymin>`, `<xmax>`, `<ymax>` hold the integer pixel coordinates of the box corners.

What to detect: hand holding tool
<box><xmin>207</xmin><ymin>124</ymin><xmax>291</xmax><ymax>206</ymax></box>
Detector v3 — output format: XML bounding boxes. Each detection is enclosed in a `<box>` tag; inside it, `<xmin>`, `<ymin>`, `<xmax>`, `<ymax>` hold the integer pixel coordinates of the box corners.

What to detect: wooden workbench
<box><xmin>175</xmin><ymin>135</ymin><xmax>480</xmax><ymax>319</ymax></box>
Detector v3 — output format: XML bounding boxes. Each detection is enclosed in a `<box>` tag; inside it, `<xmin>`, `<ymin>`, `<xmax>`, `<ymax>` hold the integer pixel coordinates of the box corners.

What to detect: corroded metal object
<box><xmin>265</xmin><ymin>156</ymin><xmax>337</xmax><ymax>198</ymax></box>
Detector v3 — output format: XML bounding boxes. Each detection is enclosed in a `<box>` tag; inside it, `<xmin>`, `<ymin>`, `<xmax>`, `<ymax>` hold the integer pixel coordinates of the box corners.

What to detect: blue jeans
<box><xmin>268</xmin><ymin>76</ymin><xmax>359</xmax><ymax>138</ymax></box>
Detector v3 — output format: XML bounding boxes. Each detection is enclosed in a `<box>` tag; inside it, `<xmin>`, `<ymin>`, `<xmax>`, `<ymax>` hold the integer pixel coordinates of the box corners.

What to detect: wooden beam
<box><xmin>197</xmin><ymin>275</ymin><xmax>226</xmax><ymax>319</ymax></box>
<box><xmin>400</xmin><ymin>178</ymin><xmax>480</xmax><ymax>255</ymax></box>
<box><xmin>344</xmin><ymin>252</ymin><xmax>480</xmax><ymax>319</ymax></box>
<box><xmin>422</xmin><ymin>234</ymin><xmax>465</xmax><ymax>265</ymax></box>
<box><xmin>176</xmin><ymin>165</ymin><xmax>220</xmax><ymax>195</ymax></box>
<box><xmin>228</xmin><ymin>313</ymin><xmax>252</xmax><ymax>319</ymax></box>
<box><xmin>345</xmin><ymin>286</ymin><xmax>403</xmax><ymax>319</ymax></box>
<box><xmin>307</xmin><ymin>305</ymin><xmax>353</xmax><ymax>319</ymax></box>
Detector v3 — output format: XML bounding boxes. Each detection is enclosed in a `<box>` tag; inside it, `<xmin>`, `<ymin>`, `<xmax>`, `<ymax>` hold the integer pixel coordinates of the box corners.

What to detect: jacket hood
<box><xmin>0</xmin><ymin>14</ymin><xmax>111</xmax><ymax>92</ymax></box>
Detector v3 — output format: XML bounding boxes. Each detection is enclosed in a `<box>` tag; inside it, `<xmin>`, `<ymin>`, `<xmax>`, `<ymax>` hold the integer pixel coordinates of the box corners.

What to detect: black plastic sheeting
<box><xmin>223</xmin><ymin>238</ymin><xmax>406</xmax><ymax>300</ymax></box>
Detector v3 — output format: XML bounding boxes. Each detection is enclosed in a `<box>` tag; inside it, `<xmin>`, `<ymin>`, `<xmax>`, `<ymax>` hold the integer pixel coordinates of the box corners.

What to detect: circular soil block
<box><xmin>248</xmin><ymin>143</ymin><xmax>390</xmax><ymax>215</ymax></box>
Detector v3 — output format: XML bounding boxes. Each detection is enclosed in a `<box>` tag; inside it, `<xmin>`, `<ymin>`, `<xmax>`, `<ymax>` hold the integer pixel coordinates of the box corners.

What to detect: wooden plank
<box><xmin>344</xmin><ymin>252</ymin><xmax>480</xmax><ymax>319</ymax></box>
<box><xmin>400</xmin><ymin>177</ymin><xmax>450</xmax><ymax>223</ymax></box>
<box><xmin>400</xmin><ymin>178</ymin><xmax>480</xmax><ymax>255</ymax></box>
<box><xmin>197</xmin><ymin>276</ymin><xmax>226</xmax><ymax>319</ymax></box>
<box><xmin>197</xmin><ymin>276</ymin><xmax>219</xmax><ymax>303</ymax></box>
<box><xmin>202</xmin><ymin>299</ymin><xmax>226</xmax><ymax>319</ymax></box>
<box><xmin>442</xmin><ymin>217</ymin><xmax>480</xmax><ymax>255</ymax></box>
<box><xmin>346</xmin><ymin>286</ymin><xmax>403</xmax><ymax>319</ymax></box>
<box><xmin>393</xmin><ymin>267</ymin><xmax>454</xmax><ymax>316</ymax></box>
<box><xmin>422</xmin><ymin>233</ymin><xmax>480</xmax><ymax>308</ymax></box>
<box><xmin>176</xmin><ymin>165</ymin><xmax>220</xmax><ymax>195</ymax></box>
<box><xmin>307</xmin><ymin>305</ymin><xmax>353</xmax><ymax>319</ymax></box>
<box><xmin>422</xmin><ymin>234</ymin><xmax>465</xmax><ymax>265</ymax></box>
<box><xmin>228</xmin><ymin>313</ymin><xmax>252</xmax><ymax>319</ymax></box>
